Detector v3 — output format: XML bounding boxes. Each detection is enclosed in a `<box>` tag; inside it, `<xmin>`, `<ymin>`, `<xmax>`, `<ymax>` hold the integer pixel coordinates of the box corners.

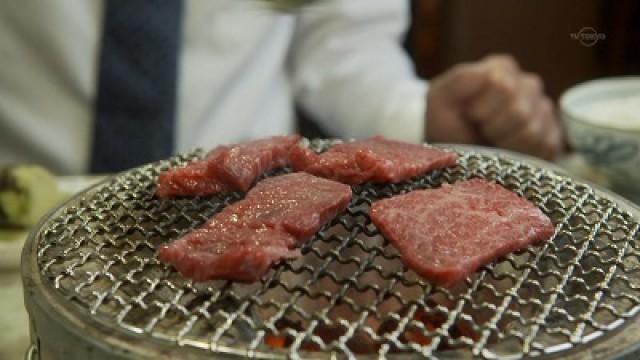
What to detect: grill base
<box><xmin>22</xmin><ymin>273</ymin><xmax>640</xmax><ymax>360</ymax></box>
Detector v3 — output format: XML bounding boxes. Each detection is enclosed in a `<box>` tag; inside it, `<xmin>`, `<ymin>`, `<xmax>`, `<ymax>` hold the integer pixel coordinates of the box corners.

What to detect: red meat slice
<box><xmin>158</xmin><ymin>173</ymin><xmax>352</xmax><ymax>282</ymax></box>
<box><xmin>210</xmin><ymin>136</ymin><xmax>300</xmax><ymax>192</ymax></box>
<box><xmin>156</xmin><ymin>135</ymin><xmax>301</xmax><ymax>197</ymax></box>
<box><xmin>290</xmin><ymin>136</ymin><xmax>458</xmax><ymax>185</ymax></box>
<box><xmin>156</xmin><ymin>147</ymin><xmax>231</xmax><ymax>198</ymax></box>
<box><xmin>370</xmin><ymin>179</ymin><xmax>554</xmax><ymax>286</ymax></box>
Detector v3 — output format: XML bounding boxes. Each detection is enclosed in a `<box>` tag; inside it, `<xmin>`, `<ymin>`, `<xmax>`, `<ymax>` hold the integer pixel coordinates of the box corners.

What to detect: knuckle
<box><xmin>450</xmin><ymin>62</ymin><xmax>474</xmax><ymax>75</ymax></box>
<box><xmin>538</xmin><ymin>98</ymin><xmax>556</xmax><ymax>121</ymax></box>
<box><xmin>502</xmin><ymin>54</ymin><xmax>518</xmax><ymax>68</ymax></box>
<box><xmin>486</xmin><ymin>54</ymin><xmax>519</xmax><ymax>70</ymax></box>
<box><xmin>485</xmin><ymin>70</ymin><xmax>502</xmax><ymax>87</ymax></box>
<box><xmin>541</xmin><ymin>97</ymin><xmax>554</xmax><ymax>114</ymax></box>
<box><xmin>489</xmin><ymin>71</ymin><xmax>517</xmax><ymax>95</ymax></box>
<box><xmin>487</xmin><ymin>53</ymin><xmax>514</xmax><ymax>64</ymax></box>
<box><xmin>524</xmin><ymin>73</ymin><xmax>543</xmax><ymax>93</ymax></box>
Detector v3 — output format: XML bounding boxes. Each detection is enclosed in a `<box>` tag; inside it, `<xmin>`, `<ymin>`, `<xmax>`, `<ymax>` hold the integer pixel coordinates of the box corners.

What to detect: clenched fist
<box><xmin>426</xmin><ymin>55</ymin><xmax>564</xmax><ymax>160</ymax></box>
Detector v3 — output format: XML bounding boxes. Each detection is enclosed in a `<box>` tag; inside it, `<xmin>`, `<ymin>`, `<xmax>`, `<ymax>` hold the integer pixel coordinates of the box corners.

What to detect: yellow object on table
<box><xmin>0</xmin><ymin>165</ymin><xmax>64</xmax><ymax>229</ymax></box>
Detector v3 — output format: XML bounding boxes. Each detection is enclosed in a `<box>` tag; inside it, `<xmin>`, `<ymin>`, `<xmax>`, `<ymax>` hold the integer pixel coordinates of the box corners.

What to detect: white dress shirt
<box><xmin>0</xmin><ymin>0</ymin><xmax>427</xmax><ymax>174</ymax></box>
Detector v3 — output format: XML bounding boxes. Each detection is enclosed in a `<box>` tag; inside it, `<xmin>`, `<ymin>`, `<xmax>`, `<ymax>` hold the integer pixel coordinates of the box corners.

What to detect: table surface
<box><xmin>1</xmin><ymin>155</ymin><xmax>638</xmax><ymax>360</ymax></box>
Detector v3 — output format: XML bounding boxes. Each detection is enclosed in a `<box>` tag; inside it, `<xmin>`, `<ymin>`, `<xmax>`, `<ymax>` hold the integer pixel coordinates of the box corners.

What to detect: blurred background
<box><xmin>407</xmin><ymin>0</ymin><xmax>639</xmax><ymax>99</ymax></box>
<box><xmin>301</xmin><ymin>0</ymin><xmax>640</xmax><ymax>136</ymax></box>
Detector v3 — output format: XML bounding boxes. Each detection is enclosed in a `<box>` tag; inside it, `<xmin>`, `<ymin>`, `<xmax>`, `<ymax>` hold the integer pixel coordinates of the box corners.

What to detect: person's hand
<box><xmin>425</xmin><ymin>55</ymin><xmax>564</xmax><ymax>160</ymax></box>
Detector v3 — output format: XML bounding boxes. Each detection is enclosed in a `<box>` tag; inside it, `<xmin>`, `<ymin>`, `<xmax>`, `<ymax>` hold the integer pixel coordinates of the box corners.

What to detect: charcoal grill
<box><xmin>22</xmin><ymin>140</ymin><xmax>640</xmax><ymax>359</ymax></box>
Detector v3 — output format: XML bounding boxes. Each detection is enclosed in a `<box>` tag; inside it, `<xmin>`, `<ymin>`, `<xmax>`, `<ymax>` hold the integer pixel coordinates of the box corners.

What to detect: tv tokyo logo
<box><xmin>570</xmin><ymin>27</ymin><xmax>606</xmax><ymax>47</ymax></box>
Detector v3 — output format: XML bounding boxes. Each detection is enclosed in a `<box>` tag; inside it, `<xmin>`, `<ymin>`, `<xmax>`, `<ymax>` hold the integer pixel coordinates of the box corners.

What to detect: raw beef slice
<box><xmin>157</xmin><ymin>134</ymin><xmax>301</xmax><ymax>197</ymax></box>
<box><xmin>289</xmin><ymin>136</ymin><xmax>457</xmax><ymax>185</ymax></box>
<box><xmin>158</xmin><ymin>172</ymin><xmax>352</xmax><ymax>282</ymax></box>
<box><xmin>370</xmin><ymin>179</ymin><xmax>554</xmax><ymax>286</ymax></box>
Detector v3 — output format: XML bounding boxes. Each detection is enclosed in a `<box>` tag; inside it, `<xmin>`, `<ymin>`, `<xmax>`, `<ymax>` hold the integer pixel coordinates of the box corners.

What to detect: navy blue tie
<box><xmin>91</xmin><ymin>0</ymin><xmax>184</xmax><ymax>173</ymax></box>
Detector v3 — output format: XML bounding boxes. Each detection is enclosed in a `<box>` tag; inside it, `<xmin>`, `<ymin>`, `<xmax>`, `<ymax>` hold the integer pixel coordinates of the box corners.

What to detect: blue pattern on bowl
<box><xmin>561</xmin><ymin>77</ymin><xmax>640</xmax><ymax>201</ymax></box>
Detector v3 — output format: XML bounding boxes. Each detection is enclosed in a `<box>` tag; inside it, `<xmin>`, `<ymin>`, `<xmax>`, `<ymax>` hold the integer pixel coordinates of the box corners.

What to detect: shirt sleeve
<box><xmin>289</xmin><ymin>0</ymin><xmax>427</xmax><ymax>143</ymax></box>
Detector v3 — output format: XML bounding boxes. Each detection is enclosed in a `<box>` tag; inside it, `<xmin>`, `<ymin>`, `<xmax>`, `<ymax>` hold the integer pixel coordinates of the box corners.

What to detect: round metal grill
<box><xmin>31</xmin><ymin>141</ymin><xmax>640</xmax><ymax>359</ymax></box>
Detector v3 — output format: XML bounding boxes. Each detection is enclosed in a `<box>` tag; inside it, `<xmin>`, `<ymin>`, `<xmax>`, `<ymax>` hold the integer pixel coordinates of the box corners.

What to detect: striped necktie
<box><xmin>90</xmin><ymin>0</ymin><xmax>184</xmax><ymax>173</ymax></box>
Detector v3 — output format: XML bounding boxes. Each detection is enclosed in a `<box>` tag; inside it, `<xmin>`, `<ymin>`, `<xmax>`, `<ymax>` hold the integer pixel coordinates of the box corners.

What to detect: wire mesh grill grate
<box><xmin>35</xmin><ymin>140</ymin><xmax>640</xmax><ymax>359</ymax></box>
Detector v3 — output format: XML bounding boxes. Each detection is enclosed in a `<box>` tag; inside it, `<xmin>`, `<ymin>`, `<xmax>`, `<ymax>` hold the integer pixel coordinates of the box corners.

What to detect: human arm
<box><xmin>289</xmin><ymin>0</ymin><xmax>426</xmax><ymax>143</ymax></box>
<box><xmin>426</xmin><ymin>55</ymin><xmax>564</xmax><ymax>160</ymax></box>
<box><xmin>290</xmin><ymin>1</ymin><xmax>564</xmax><ymax>160</ymax></box>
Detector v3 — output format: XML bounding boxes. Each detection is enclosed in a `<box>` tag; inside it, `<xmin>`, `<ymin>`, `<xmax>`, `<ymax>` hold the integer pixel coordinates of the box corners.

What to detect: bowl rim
<box><xmin>559</xmin><ymin>76</ymin><xmax>640</xmax><ymax>134</ymax></box>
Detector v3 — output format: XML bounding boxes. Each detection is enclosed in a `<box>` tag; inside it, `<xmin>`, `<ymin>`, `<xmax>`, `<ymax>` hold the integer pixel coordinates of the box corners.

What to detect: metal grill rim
<box><xmin>32</xmin><ymin>140</ymin><xmax>640</xmax><ymax>359</ymax></box>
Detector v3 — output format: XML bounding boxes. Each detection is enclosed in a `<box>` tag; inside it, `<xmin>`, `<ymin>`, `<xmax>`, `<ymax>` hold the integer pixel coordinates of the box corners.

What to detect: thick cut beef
<box><xmin>290</xmin><ymin>136</ymin><xmax>457</xmax><ymax>185</ymax></box>
<box><xmin>157</xmin><ymin>135</ymin><xmax>300</xmax><ymax>197</ymax></box>
<box><xmin>158</xmin><ymin>173</ymin><xmax>352</xmax><ymax>282</ymax></box>
<box><xmin>370</xmin><ymin>179</ymin><xmax>554</xmax><ymax>286</ymax></box>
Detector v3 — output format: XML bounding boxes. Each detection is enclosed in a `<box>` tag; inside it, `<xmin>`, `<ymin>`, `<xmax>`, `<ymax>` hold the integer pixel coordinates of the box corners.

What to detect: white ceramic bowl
<box><xmin>560</xmin><ymin>77</ymin><xmax>640</xmax><ymax>199</ymax></box>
